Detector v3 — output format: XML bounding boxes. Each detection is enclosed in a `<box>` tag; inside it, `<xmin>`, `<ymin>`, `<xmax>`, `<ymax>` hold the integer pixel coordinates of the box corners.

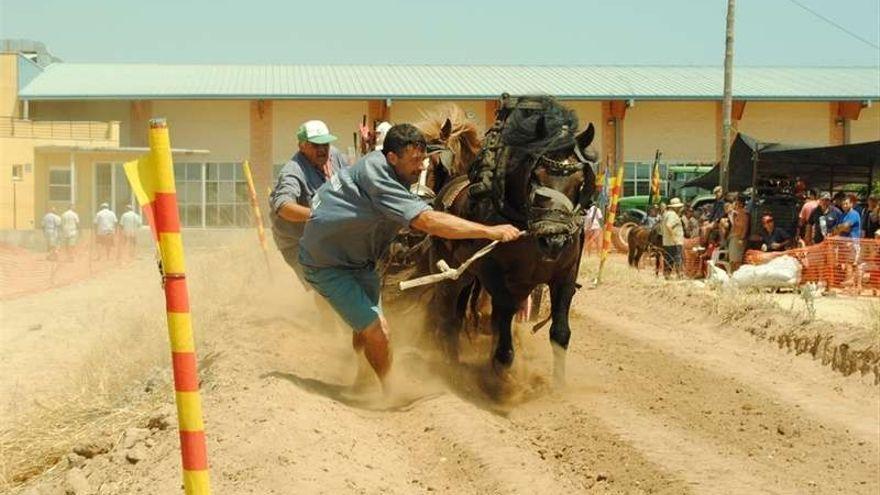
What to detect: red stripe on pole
<box><xmin>172</xmin><ymin>352</ymin><xmax>200</xmax><ymax>391</ymax></box>
<box><xmin>165</xmin><ymin>277</ymin><xmax>190</xmax><ymax>312</ymax></box>
<box><xmin>179</xmin><ymin>430</ymin><xmax>209</xmax><ymax>471</ymax></box>
<box><xmin>154</xmin><ymin>192</ymin><xmax>181</xmax><ymax>233</ymax></box>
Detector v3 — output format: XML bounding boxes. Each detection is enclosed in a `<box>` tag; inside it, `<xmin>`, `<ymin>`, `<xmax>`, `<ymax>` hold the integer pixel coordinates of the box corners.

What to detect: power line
<box><xmin>784</xmin><ymin>0</ymin><xmax>880</xmax><ymax>50</ymax></box>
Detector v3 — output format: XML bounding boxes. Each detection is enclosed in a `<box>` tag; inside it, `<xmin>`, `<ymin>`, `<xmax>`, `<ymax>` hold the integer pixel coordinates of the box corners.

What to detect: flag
<box><xmin>650</xmin><ymin>159</ymin><xmax>661</xmax><ymax>204</ymax></box>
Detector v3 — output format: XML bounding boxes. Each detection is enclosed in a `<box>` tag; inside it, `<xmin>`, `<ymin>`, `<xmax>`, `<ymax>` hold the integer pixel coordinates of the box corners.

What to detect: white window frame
<box><xmin>48</xmin><ymin>166</ymin><xmax>73</xmax><ymax>203</ymax></box>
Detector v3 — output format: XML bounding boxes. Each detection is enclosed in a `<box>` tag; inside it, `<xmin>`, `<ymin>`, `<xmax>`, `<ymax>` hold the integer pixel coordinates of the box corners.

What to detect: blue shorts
<box><xmin>279</xmin><ymin>248</ymin><xmax>310</xmax><ymax>290</ymax></box>
<box><xmin>301</xmin><ymin>264</ymin><xmax>382</xmax><ymax>332</ymax></box>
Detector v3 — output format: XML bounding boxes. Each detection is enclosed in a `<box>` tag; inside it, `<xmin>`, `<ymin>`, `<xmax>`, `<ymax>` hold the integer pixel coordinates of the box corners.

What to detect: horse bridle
<box><xmin>526</xmin><ymin>147</ymin><xmax>592</xmax><ymax>239</ymax></box>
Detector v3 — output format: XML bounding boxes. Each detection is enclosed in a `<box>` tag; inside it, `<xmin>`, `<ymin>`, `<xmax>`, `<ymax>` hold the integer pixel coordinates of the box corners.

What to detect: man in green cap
<box><xmin>270</xmin><ymin>119</ymin><xmax>350</xmax><ymax>323</ymax></box>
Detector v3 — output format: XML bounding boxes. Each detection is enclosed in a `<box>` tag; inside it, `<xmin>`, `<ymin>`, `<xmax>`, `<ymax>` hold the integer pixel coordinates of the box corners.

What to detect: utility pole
<box><xmin>720</xmin><ymin>0</ymin><xmax>736</xmax><ymax>193</ymax></box>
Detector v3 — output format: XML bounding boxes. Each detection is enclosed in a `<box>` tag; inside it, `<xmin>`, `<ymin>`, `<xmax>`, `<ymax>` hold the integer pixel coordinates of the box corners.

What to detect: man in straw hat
<box><xmin>661</xmin><ymin>197</ymin><xmax>685</xmax><ymax>278</ymax></box>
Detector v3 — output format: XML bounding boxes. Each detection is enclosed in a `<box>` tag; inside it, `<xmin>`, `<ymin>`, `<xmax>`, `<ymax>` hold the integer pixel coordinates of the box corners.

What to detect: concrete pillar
<box><xmin>601</xmin><ymin>101</ymin><xmax>627</xmax><ymax>172</ymax></box>
<box><xmin>484</xmin><ymin>99</ymin><xmax>499</xmax><ymax>128</ymax></box>
<box><xmin>829</xmin><ymin>101</ymin><xmax>862</xmax><ymax>145</ymax></box>
<box><xmin>129</xmin><ymin>100</ymin><xmax>152</xmax><ymax>147</ymax></box>
<box><xmin>249</xmin><ymin>99</ymin><xmax>274</xmax><ymax>200</ymax></box>
<box><xmin>368</xmin><ymin>99</ymin><xmax>390</xmax><ymax>125</ymax></box>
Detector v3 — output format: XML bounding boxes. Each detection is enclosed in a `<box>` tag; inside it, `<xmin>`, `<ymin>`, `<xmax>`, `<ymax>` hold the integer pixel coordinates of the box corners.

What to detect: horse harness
<box><xmin>468</xmin><ymin>94</ymin><xmax>595</xmax><ymax>240</ymax></box>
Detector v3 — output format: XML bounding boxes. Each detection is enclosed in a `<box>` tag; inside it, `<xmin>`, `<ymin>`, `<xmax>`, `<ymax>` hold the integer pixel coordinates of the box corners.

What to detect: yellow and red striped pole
<box><xmin>241</xmin><ymin>160</ymin><xmax>272</xmax><ymax>275</ymax></box>
<box><xmin>136</xmin><ymin>119</ymin><xmax>210</xmax><ymax>494</ymax></box>
<box><xmin>595</xmin><ymin>162</ymin><xmax>625</xmax><ymax>284</ymax></box>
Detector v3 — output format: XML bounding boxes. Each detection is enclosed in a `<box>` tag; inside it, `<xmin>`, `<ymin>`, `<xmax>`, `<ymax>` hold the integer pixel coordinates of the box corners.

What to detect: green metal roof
<box><xmin>18</xmin><ymin>62</ymin><xmax>880</xmax><ymax>101</ymax></box>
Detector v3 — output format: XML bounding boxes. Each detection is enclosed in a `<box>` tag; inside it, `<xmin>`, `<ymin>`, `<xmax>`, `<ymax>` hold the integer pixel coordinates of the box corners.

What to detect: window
<box><xmin>94</xmin><ymin>162</ymin><xmax>136</xmax><ymax>218</ymax></box>
<box><xmin>622</xmin><ymin>162</ymin><xmax>669</xmax><ymax>199</ymax></box>
<box><xmin>12</xmin><ymin>164</ymin><xmax>24</xmax><ymax>181</ymax></box>
<box><xmin>174</xmin><ymin>163</ymin><xmax>204</xmax><ymax>227</ymax></box>
<box><xmin>49</xmin><ymin>168</ymin><xmax>72</xmax><ymax>202</ymax></box>
<box><xmin>205</xmin><ymin>162</ymin><xmax>250</xmax><ymax>227</ymax></box>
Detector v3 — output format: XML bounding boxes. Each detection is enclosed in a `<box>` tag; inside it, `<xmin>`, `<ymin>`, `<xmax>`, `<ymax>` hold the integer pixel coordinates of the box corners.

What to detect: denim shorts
<box><xmin>301</xmin><ymin>264</ymin><xmax>382</xmax><ymax>332</ymax></box>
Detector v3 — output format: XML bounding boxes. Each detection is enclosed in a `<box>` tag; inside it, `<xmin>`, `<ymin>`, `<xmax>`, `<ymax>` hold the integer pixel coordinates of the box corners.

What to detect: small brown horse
<box><xmin>627</xmin><ymin>224</ymin><xmax>663</xmax><ymax>274</ymax></box>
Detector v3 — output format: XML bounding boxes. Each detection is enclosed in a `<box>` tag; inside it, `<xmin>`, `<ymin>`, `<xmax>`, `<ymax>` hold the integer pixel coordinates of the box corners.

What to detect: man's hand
<box><xmin>486</xmin><ymin>224</ymin><xmax>523</xmax><ymax>242</ymax></box>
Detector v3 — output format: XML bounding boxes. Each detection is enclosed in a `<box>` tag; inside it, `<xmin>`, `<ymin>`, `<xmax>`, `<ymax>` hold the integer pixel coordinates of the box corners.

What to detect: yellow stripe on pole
<box><xmin>167</xmin><ymin>312</ymin><xmax>195</xmax><ymax>352</ymax></box>
<box><xmin>149</xmin><ymin>124</ymin><xmax>175</xmax><ymax>193</ymax></box>
<box><xmin>159</xmin><ymin>232</ymin><xmax>187</xmax><ymax>274</ymax></box>
<box><xmin>175</xmin><ymin>391</ymin><xmax>205</xmax><ymax>431</ymax></box>
<box><xmin>183</xmin><ymin>471</ymin><xmax>211</xmax><ymax>495</ymax></box>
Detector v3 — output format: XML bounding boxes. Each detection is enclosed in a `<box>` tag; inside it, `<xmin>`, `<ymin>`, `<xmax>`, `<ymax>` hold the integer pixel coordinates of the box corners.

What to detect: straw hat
<box><xmin>668</xmin><ymin>197</ymin><xmax>685</xmax><ymax>209</ymax></box>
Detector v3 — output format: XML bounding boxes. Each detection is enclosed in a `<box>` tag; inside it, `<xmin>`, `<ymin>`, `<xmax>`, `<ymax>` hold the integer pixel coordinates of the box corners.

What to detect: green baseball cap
<box><xmin>297</xmin><ymin>120</ymin><xmax>337</xmax><ymax>144</ymax></box>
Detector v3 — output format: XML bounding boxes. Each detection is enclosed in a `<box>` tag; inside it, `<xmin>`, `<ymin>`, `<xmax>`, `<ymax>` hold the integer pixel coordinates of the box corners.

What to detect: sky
<box><xmin>0</xmin><ymin>0</ymin><xmax>878</xmax><ymax>66</ymax></box>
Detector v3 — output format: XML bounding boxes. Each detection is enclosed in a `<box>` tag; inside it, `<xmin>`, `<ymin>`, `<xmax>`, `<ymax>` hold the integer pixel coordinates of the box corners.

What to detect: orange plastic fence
<box><xmin>0</xmin><ymin>236</ymin><xmax>135</xmax><ymax>300</ymax></box>
<box><xmin>745</xmin><ymin>236</ymin><xmax>880</xmax><ymax>294</ymax></box>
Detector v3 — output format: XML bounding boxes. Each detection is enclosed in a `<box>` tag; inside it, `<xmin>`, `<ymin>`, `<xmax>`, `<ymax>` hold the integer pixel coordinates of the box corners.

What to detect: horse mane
<box><xmin>414</xmin><ymin>104</ymin><xmax>483</xmax><ymax>176</ymax></box>
<box><xmin>501</xmin><ymin>95</ymin><xmax>579</xmax><ymax>153</ymax></box>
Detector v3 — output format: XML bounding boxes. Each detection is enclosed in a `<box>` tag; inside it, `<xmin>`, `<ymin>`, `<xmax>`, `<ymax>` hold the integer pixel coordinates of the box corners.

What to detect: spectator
<box><xmin>661</xmin><ymin>198</ymin><xmax>685</xmax><ymax>278</ymax></box>
<box><xmin>118</xmin><ymin>205</ymin><xmax>142</xmax><ymax>259</ymax></box>
<box><xmin>643</xmin><ymin>206</ymin><xmax>659</xmax><ymax>229</ymax></box>
<box><xmin>729</xmin><ymin>196</ymin><xmax>750</xmax><ymax>270</ymax></box>
<box><xmin>863</xmin><ymin>196</ymin><xmax>879</xmax><ymax>239</ymax></box>
<box><xmin>374</xmin><ymin>121</ymin><xmax>393</xmax><ymax>151</ymax></box>
<box><xmin>41</xmin><ymin>207</ymin><xmax>62</xmax><ymax>261</ymax></box>
<box><xmin>760</xmin><ymin>215</ymin><xmax>791</xmax><ymax>252</ymax></box>
<box><xmin>682</xmin><ymin>207</ymin><xmax>700</xmax><ymax>239</ymax></box>
<box><xmin>799</xmin><ymin>189</ymin><xmax>819</xmax><ymax>243</ymax></box>
<box><xmin>834</xmin><ymin>197</ymin><xmax>862</xmax><ymax>239</ymax></box>
<box><xmin>583</xmin><ymin>204</ymin><xmax>603</xmax><ymax>257</ymax></box>
<box><xmin>94</xmin><ymin>203</ymin><xmax>118</xmax><ymax>260</ymax></box>
<box><xmin>60</xmin><ymin>204</ymin><xmax>80</xmax><ymax>261</ymax></box>
<box><xmin>807</xmin><ymin>192</ymin><xmax>842</xmax><ymax>244</ymax></box>
<box><xmin>709</xmin><ymin>186</ymin><xmax>725</xmax><ymax>223</ymax></box>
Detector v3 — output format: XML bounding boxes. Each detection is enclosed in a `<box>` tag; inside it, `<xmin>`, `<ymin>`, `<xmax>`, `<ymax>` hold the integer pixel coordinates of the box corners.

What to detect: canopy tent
<box><xmin>685</xmin><ymin>133</ymin><xmax>880</xmax><ymax>193</ymax></box>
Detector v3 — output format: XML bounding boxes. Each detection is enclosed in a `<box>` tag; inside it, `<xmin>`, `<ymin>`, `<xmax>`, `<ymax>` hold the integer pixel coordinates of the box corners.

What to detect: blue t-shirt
<box><xmin>840</xmin><ymin>209</ymin><xmax>862</xmax><ymax>238</ymax></box>
<box><xmin>299</xmin><ymin>151</ymin><xmax>432</xmax><ymax>269</ymax></box>
<box><xmin>269</xmin><ymin>147</ymin><xmax>348</xmax><ymax>253</ymax></box>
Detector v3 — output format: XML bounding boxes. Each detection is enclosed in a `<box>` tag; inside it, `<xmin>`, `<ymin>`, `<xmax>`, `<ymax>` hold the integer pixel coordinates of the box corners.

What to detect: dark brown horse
<box><xmin>427</xmin><ymin>95</ymin><xmax>596</xmax><ymax>384</ymax></box>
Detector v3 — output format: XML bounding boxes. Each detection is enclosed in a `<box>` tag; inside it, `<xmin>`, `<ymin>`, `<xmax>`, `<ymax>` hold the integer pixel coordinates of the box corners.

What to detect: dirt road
<box><xmin>4</xmin><ymin>247</ymin><xmax>878</xmax><ymax>494</ymax></box>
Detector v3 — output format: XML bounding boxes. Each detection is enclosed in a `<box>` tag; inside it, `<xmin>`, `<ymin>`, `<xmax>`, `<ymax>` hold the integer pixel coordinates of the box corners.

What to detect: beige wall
<box><xmin>1</xmin><ymin>54</ymin><xmax>19</xmax><ymax>118</ymax></box>
<box><xmin>622</xmin><ymin>101</ymin><xmax>716</xmax><ymax>163</ymax></box>
<box><xmin>151</xmin><ymin>100</ymin><xmax>248</xmax><ymax>162</ymax></box>
<box><xmin>737</xmin><ymin>102</ymin><xmax>830</xmax><ymax>146</ymax></box>
<box><xmin>851</xmin><ymin>104</ymin><xmax>880</xmax><ymax>144</ymax></box>
<box><xmin>272</xmin><ymin>100</ymin><xmax>367</xmax><ymax>164</ymax></box>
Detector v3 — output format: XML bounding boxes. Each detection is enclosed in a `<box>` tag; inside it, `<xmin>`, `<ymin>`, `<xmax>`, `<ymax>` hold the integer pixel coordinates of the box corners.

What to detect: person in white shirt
<box><xmin>93</xmin><ymin>203</ymin><xmax>118</xmax><ymax>260</ymax></box>
<box><xmin>118</xmin><ymin>205</ymin><xmax>142</xmax><ymax>258</ymax></box>
<box><xmin>661</xmin><ymin>198</ymin><xmax>686</xmax><ymax>278</ymax></box>
<box><xmin>41</xmin><ymin>207</ymin><xmax>62</xmax><ymax>260</ymax></box>
<box><xmin>60</xmin><ymin>205</ymin><xmax>80</xmax><ymax>260</ymax></box>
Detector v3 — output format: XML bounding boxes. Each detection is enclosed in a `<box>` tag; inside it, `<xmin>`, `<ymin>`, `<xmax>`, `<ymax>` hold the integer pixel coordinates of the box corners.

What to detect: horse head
<box><xmin>415</xmin><ymin>105</ymin><xmax>484</xmax><ymax>193</ymax></box>
<box><xmin>498</xmin><ymin>96</ymin><xmax>597</xmax><ymax>260</ymax></box>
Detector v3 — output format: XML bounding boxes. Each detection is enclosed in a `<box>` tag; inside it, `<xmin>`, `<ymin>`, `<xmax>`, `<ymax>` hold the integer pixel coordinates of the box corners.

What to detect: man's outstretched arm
<box><xmin>410</xmin><ymin>210</ymin><xmax>521</xmax><ymax>242</ymax></box>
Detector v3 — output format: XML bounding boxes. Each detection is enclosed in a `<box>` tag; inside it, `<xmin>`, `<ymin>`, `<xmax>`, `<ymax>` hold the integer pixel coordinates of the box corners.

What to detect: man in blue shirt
<box><xmin>835</xmin><ymin>196</ymin><xmax>862</xmax><ymax>238</ymax></box>
<box><xmin>299</xmin><ymin>124</ymin><xmax>521</xmax><ymax>390</ymax></box>
<box><xmin>759</xmin><ymin>215</ymin><xmax>791</xmax><ymax>252</ymax></box>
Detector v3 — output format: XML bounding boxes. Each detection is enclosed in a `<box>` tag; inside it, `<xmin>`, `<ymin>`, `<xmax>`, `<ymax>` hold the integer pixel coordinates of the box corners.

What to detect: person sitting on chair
<box><xmin>760</xmin><ymin>215</ymin><xmax>790</xmax><ymax>252</ymax></box>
